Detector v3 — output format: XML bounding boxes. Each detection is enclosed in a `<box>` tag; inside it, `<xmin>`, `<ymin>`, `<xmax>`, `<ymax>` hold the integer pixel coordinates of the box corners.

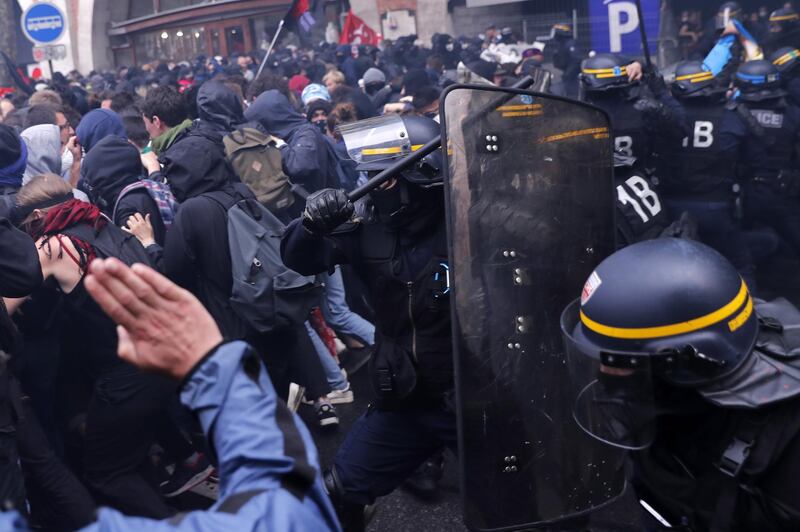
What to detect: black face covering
<box><xmin>369</xmin><ymin>177</ymin><xmax>443</xmax><ymax>234</ymax></box>
<box><xmin>312</xmin><ymin>119</ymin><xmax>328</xmax><ymax>135</ymax></box>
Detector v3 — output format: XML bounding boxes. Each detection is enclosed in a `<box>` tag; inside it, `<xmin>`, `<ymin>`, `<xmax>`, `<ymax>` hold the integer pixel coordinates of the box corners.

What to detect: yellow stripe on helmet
<box><xmin>675</xmin><ymin>71</ymin><xmax>714</xmax><ymax>83</ymax></box>
<box><xmin>773</xmin><ymin>50</ymin><xmax>800</xmax><ymax>66</ymax></box>
<box><xmin>770</xmin><ymin>14</ymin><xmax>800</xmax><ymax>22</ymax></box>
<box><xmin>582</xmin><ymin>67</ymin><xmax>628</xmax><ymax>79</ymax></box>
<box><xmin>361</xmin><ymin>144</ymin><xmax>424</xmax><ymax>156</ymax></box>
<box><xmin>580</xmin><ymin>280</ymin><xmax>749</xmax><ymax>340</ymax></box>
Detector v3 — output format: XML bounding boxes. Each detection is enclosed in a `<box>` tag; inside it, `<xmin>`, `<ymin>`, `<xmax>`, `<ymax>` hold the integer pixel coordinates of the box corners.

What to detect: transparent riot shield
<box><xmin>440</xmin><ymin>85</ymin><xmax>625</xmax><ymax>530</ymax></box>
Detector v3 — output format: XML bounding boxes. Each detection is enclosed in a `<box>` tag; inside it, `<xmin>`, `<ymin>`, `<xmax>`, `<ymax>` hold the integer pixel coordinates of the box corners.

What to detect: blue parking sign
<box><xmin>21</xmin><ymin>2</ymin><xmax>66</xmax><ymax>44</ymax></box>
<box><xmin>589</xmin><ymin>0</ymin><xmax>659</xmax><ymax>56</ymax></box>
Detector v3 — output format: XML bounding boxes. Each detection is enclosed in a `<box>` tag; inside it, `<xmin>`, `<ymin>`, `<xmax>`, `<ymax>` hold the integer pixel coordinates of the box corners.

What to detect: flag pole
<box><xmin>255</xmin><ymin>18</ymin><xmax>285</xmax><ymax>80</ymax></box>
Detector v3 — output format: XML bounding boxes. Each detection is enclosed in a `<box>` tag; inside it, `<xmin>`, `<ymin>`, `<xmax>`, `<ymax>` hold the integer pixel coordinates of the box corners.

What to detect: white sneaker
<box><xmin>327</xmin><ymin>383</ymin><xmax>354</xmax><ymax>404</ymax></box>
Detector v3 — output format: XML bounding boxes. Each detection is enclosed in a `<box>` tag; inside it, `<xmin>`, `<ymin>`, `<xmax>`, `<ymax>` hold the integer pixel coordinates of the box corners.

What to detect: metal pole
<box><xmin>255</xmin><ymin>18</ymin><xmax>285</xmax><ymax>80</ymax></box>
<box><xmin>47</xmin><ymin>59</ymin><xmax>54</xmax><ymax>79</ymax></box>
<box><xmin>572</xmin><ymin>8</ymin><xmax>578</xmax><ymax>40</ymax></box>
<box><xmin>634</xmin><ymin>0</ymin><xmax>653</xmax><ymax>69</ymax></box>
<box><xmin>347</xmin><ymin>76</ymin><xmax>537</xmax><ymax>202</ymax></box>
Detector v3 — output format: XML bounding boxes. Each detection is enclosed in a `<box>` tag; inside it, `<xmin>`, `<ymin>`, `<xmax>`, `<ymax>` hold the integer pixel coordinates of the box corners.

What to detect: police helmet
<box><xmin>580</xmin><ymin>53</ymin><xmax>632</xmax><ymax>92</ymax></box>
<box><xmin>562</xmin><ymin>238</ymin><xmax>757</xmax><ymax>388</ymax></box>
<box><xmin>671</xmin><ymin>60</ymin><xmax>716</xmax><ymax>97</ymax></box>
<box><xmin>338</xmin><ymin>114</ymin><xmax>443</xmax><ymax>187</ymax></box>
<box><xmin>770</xmin><ymin>46</ymin><xmax>800</xmax><ymax>76</ymax></box>
<box><xmin>552</xmin><ymin>22</ymin><xmax>573</xmax><ymax>39</ymax></box>
<box><xmin>734</xmin><ymin>60</ymin><xmax>784</xmax><ymax>102</ymax></box>
<box><xmin>769</xmin><ymin>6</ymin><xmax>800</xmax><ymax>34</ymax></box>
<box><xmin>715</xmin><ymin>2</ymin><xmax>742</xmax><ymax>30</ymax></box>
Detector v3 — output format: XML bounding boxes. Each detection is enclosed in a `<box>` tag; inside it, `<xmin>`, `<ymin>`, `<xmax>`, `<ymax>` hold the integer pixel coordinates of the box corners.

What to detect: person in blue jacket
<box><xmin>0</xmin><ymin>257</ymin><xmax>341</xmax><ymax>532</ymax></box>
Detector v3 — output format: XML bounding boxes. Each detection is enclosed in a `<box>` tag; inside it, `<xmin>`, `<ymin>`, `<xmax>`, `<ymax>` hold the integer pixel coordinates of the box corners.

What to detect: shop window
<box><xmin>225</xmin><ymin>26</ymin><xmax>245</xmax><ymax>55</ymax></box>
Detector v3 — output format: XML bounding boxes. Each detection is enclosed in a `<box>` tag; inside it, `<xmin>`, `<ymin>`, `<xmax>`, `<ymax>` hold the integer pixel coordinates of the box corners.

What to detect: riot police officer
<box><xmin>280</xmin><ymin>115</ymin><xmax>454</xmax><ymax>531</ymax></box>
<box><xmin>561</xmin><ymin>238</ymin><xmax>800</xmax><ymax>530</ymax></box>
<box><xmin>580</xmin><ymin>53</ymin><xmax>686</xmax><ymax>245</ymax></box>
<box><xmin>764</xmin><ymin>6</ymin><xmax>800</xmax><ymax>53</ymax></box>
<box><xmin>662</xmin><ymin>60</ymin><xmax>755</xmax><ymax>287</ymax></box>
<box><xmin>770</xmin><ymin>46</ymin><xmax>800</xmax><ymax>106</ymax></box>
<box><xmin>733</xmin><ymin>60</ymin><xmax>800</xmax><ymax>258</ymax></box>
<box><xmin>549</xmin><ymin>22</ymin><xmax>582</xmax><ymax>99</ymax></box>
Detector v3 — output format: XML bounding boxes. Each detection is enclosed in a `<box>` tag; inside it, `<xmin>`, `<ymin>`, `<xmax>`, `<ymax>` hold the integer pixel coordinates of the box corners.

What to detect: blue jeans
<box><xmin>321</xmin><ymin>266</ymin><xmax>375</xmax><ymax>346</ymax></box>
<box><xmin>305</xmin><ymin>321</ymin><xmax>348</xmax><ymax>392</ymax></box>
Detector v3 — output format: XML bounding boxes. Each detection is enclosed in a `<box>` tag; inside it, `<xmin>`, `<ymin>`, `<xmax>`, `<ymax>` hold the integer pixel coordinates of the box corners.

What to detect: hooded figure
<box><xmin>245</xmin><ymin>90</ymin><xmax>340</xmax><ymax>193</ymax></box>
<box><xmin>21</xmin><ymin>124</ymin><xmax>62</xmax><ymax>185</ymax></box>
<box><xmin>75</xmin><ymin>109</ymin><xmax>126</xmax><ymax>153</ymax></box>
<box><xmin>81</xmin><ymin>135</ymin><xmax>168</xmax><ymax>245</ymax></box>
<box><xmin>0</xmin><ymin>124</ymin><xmax>28</xmax><ymax>218</ymax></box>
<box><xmin>196</xmin><ymin>80</ymin><xmax>245</xmax><ymax>135</ymax></box>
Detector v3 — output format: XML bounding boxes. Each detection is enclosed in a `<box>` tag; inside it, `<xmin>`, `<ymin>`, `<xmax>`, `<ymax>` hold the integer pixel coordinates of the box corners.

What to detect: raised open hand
<box><xmin>85</xmin><ymin>258</ymin><xmax>223</xmax><ymax>379</ymax></box>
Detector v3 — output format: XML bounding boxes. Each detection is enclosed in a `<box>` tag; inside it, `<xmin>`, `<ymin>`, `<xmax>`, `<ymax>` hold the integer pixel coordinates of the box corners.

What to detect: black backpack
<box><xmin>60</xmin><ymin>221</ymin><xmax>152</xmax><ymax>267</ymax></box>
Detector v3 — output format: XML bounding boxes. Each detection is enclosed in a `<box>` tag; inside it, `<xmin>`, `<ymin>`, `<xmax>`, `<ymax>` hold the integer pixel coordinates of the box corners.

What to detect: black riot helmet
<box><xmin>561</xmin><ymin>239</ymin><xmax>758</xmax><ymax>449</ymax></box>
<box><xmin>734</xmin><ymin>59</ymin><xmax>785</xmax><ymax>101</ymax></box>
<box><xmin>769</xmin><ymin>7</ymin><xmax>800</xmax><ymax>36</ymax></box>
<box><xmin>715</xmin><ymin>2</ymin><xmax>743</xmax><ymax>30</ymax></box>
<box><xmin>338</xmin><ymin>115</ymin><xmax>443</xmax><ymax>231</ymax></box>
<box><xmin>580</xmin><ymin>53</ymin><xmax>633</xmax><ymax>92</ymax></box>
<box><xmin>564</xmin><ymin>238</ymin><xmax>757</xmax><ymax>387</ymax></box>
<box><xmin>338</xmin><ymin>114</ymin><xmax>443</xmax><ymax>186</ymax></box>
<box><xmin>671</xmin><ymin>60</ymin><xmax>717</xmax><ymax>98</ymax></box>
<box><xmin>552</xmin><ymin>22</ymin><xmax>573</xmax><ymax>39</ymax></box>
<box><xmin>770</xmin><ymin>46</ymin><xmax>800</xmax><ymax>77</ymax></box>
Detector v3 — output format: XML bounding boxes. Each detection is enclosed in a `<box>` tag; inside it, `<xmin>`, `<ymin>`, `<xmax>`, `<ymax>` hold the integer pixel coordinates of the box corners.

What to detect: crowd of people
<box><xmin>0</xmin><ymin>0</ymin><xmax>799</xmax><ymax>531</ymax></box>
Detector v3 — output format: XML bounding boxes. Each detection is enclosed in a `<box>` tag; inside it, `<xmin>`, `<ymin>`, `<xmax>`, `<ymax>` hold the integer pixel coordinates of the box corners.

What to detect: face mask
<box><xmin>370</xmin><ymin>182</ymin><xmax>406</xmax><ymax>225</ymax></box>
<box><xmin>423</xmin><ymin>111</ymin><xmax>438</xmax><ymax>120</ymax></box>
<box><xmin>313</xmin><ymin>120</ymin><xmax>328</xmax><ymax>135</ymax></box>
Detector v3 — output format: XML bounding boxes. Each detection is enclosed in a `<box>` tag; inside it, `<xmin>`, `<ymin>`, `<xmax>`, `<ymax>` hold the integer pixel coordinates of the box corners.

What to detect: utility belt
<box><xmin>752</xmin><ymin>170</ymin><xmax>800</xmax><ymax>197</ymax></box>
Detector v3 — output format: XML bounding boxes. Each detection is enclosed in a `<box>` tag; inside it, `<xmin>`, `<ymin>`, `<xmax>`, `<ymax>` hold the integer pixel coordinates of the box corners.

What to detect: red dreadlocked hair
<box><xmin>34</xmin><ymin>199</ymin><xmax>107</xmax><ymax>270</ymax></box>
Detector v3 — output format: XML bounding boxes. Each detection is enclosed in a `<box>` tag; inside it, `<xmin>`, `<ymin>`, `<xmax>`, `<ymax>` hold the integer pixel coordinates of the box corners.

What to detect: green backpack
<box><xmin>223</xmin><ymin>127</ymin><xmax>298</xmax><ymax>213</ymax></box>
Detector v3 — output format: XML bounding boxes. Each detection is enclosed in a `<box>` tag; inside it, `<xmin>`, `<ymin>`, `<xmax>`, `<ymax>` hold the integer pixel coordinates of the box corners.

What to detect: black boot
<box><xmin>401</xmin><ymin>451</ymin><xmax>445</xmax><ymax>500</ymax></box>
<box><xmin>324</xmin><ymin>467</ymin><xmax>367</xmax><ymax>532</ymax></box>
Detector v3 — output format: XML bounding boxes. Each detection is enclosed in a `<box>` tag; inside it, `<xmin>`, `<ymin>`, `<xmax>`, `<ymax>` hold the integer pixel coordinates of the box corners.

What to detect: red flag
<box><xmin>339</xmin><ymin>11</ymin><xmax>380</xmax><ymax>46</ymax></box>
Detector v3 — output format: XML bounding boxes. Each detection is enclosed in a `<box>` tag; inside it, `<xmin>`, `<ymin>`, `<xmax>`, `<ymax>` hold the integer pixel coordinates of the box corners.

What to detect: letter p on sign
<box><xmin>608</xmin><ymin>2</ymin><xmax>639</xmax><ymax>53</ymax></box>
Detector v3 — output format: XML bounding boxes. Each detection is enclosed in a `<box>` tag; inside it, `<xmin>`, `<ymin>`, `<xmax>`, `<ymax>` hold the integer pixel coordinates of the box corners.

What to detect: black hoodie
<box><xmin>81</xmin><ymin>135</ymin><xmax>167</xmax><ymax>245</ymax></box>
<box><xmin>244</xmin><ymin>90</ymin><xmax>339</xmax><ymax>193</ymax></box>
<box><xmin>158</xmin><ymin>124</ymin><xmax>252</xmax><ymax>339</ymax></box>
<box><xmin>196</xmin><ymin>80</ymin><xmax>245</xmax><ymax>135</ymax></box>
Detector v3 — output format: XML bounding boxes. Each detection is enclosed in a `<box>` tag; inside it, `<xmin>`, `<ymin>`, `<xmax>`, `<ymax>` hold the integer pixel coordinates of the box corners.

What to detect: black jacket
<box><xmin>81</xmin><ymin>135</ymin><xmax>167</xmax><ymax>245</ymax></box>
<box><xmin>281</xmin><ymin>216</ymin><xmax>453</xmax><ymax>407</ymax></box>
<box><xmin>158</xmin><ymin>124</ymin><xmax>251</xmax><ymax>339</ymax></box>
<box><xmin>244</xmin><ymin>90</ymin><xmax>339</xmax><ymax>193</ymax></box>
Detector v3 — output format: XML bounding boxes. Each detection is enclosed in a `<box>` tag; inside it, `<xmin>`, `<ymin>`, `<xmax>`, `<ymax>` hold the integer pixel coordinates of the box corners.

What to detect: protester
<box><xmin>1</xmin><ymin>5</ymin><xmax>799</xmax><ymax>529</ymax></box>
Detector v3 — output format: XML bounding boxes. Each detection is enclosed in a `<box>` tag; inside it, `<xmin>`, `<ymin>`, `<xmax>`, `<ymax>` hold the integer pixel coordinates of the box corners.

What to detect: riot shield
<box><xmin>441</xmin><ymin>85</ymin><xmax>625</xmax><ymax>530</ymax></box>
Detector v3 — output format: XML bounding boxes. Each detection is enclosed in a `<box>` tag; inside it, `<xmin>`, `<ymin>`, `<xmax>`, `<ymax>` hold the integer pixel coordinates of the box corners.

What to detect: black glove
<box><xmin>643</xmin><ymin>67</ymin><xmax>667</xmax><ymax>97</ymax></box>
<box><xmin>302</xmin><ymin>188</ymin><xmax>354</xmax><ymax>235</ymax></box>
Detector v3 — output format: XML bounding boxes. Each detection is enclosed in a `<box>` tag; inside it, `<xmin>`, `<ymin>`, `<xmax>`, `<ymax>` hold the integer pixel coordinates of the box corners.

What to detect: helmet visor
<box><xmin>716</xmin><ymin>7</ymin><xmax>740</xmax><ymax>30</ymax></box>
<box><xmin>562</xmin><ymin>299</ymin><xmax>656</xmax><ymax>451</ymax></box>
<box><xmin>338</xmin><ymin>115</ymin><xmax>412</xmax><ymax>166</ymax></box>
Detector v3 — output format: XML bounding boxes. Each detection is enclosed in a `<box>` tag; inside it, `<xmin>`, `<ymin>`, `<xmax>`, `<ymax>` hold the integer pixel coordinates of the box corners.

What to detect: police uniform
<box><xmin>733</xmin><ymin>61</ymin><xmax>800</xmax><ymax>257</ymax></box>
<box><xmin>549</xmin><ymin>23</ymin><xmax>582</xmax><ymax>99</ymax></box>
<box><xmin>662</xmin><ymin>60</ymin><xmax>756</xmax><ymax>287</ymax></box>
<box><xmin>561</xmin><ymin>238</ymin><xmax>800</xmax><ymax>531</ymax></box>
<box><xmin>580</xmin><ymin>54</ymin><xmax>687</xmax><ymax>246</ymax></box>
<box><xmin>280</xmin><ymin>116</ymin><xmax>455</xmax><ymax>531</ymax></box>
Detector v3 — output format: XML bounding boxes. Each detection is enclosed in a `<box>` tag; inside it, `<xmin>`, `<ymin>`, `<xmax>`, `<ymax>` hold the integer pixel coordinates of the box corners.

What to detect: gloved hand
<box><xmin>302</xmin><ymin>188</ymin><xmax>354</xmax><ymax>235</ymax></box>
<box><xmin>643</xmin><ymin>68</ymin><xmax>667</xmax><ymax>97</ymax></box>
<box><xmin>633</xmin><ymin>96</ymin><xmax>663</xmax><ymax>115</ymax></box>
